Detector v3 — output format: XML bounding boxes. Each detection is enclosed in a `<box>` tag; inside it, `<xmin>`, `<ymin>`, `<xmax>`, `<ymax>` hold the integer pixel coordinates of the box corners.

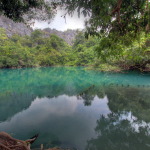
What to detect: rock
<box><xmin>43</xmin><ymin>28</ymin><xmax>78</xmax><ymax>45</ymax></box>
<box><xmin>0</xmin><ymin>15</ymin><xmax>32</xmax><ymax>37</ymax></box>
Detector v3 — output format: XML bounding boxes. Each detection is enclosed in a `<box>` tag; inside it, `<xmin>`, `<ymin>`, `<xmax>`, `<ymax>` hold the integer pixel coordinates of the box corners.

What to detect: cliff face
<box><xmin>0</xmin><ymin>16</ymin><xmax>77</xmax><ymax>45</ymax></box>
<box><xmin>43</xmin><ymin>28</ymin><xmax>77</xmax><ymax>45</ymax></box>
<box><xmin>0</xmin><ymin>16</ymin><xmax>32</xmax><ymax>36</ymax></box>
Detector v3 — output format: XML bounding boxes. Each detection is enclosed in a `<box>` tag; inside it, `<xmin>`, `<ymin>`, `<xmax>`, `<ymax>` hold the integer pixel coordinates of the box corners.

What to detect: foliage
<box><xmin>59</xmin><ymin>0</ymin><xmax>150</xmax><ymax>61</ymax></box>
<box><xmin>1</xmin><ymin>0</ymin><xmax>149</xmax><ymax>36</ymax></box>
<box><xmin>66</xmin><ymin>31</ymin><xmax>98</xmax><ymax>66</ymax></box>
<box><xmin>0</xmin><ymin>0</ymin><xmax>149</xmax><ymax>70</ymax></box>
<box><xmin>0</xmin><ymin>0</ymin><xmax>58</xmax><ymax>22</ymax></box>
<box><xmin>0</xmin><ymin>29</ymin><xmax>71</xmax><ymax>68</ymax></box>
<box><xmin>0</xmin><ymin>29</ymin><xmax>97</xmax><ymax>68</ymax></box>
<box><xmin>60</xmin><ymin>0</ymin><xmax>149</xmax><ymax>36</ymax></box>
<box><xmin>0</xmin><ymin>28</ymin><xmax>150</xmax><ymax>71</ymax></box>
<box><xmin>94</xmin><ymin>32</ymin><xmax>150</xmax><ymax>71</ymax></box>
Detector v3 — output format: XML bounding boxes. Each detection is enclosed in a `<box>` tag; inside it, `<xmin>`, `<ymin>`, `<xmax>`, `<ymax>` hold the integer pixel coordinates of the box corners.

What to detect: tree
<box><xmin>60</xmin><ymin>0</ymin><xmax>149</xmax><ymax>37</ymax></box>
<box><xmin>58</xmin><ymin>0</ymin><xmax>150</xmax><ymax>68</ymax></box>
<box><xmin>1</xmin><ymin>0</ymin><xmax>149</xmax><ymax>36</ymax></box>
<box><xmin>0</xmin><ymin>0</ymin><xmax>58</xmax><ymax>22</ymax></box>
<box><xmin>0</xmin><ymin>28</ymin><xmax>72</xmax><ymax>68</ymax></box>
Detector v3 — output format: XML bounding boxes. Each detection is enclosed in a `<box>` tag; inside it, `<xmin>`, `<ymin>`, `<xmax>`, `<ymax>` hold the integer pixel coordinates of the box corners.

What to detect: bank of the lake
<box><xmin>1</xmin><ymin>63</ymin><xmax>150</xmax><ymax>73</ymax></box>
<box><xmin>87</xmin><ymin>63</ymin><xmax>150</xmax><ymax>73</ymax></box>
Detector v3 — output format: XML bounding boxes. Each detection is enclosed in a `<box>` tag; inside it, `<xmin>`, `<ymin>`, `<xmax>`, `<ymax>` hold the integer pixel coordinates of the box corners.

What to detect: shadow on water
<box><xmin>0</xmin><ymin>67</ymin><xmax>150</xmax><ymax>149</ymax></box>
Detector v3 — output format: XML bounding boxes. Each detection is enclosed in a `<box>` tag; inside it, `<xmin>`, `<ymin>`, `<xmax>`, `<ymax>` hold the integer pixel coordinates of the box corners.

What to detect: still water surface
<box><xmin>0</xmin><ymin>67</ymin><xmax>150</xmax><ymax>150</ymax></box>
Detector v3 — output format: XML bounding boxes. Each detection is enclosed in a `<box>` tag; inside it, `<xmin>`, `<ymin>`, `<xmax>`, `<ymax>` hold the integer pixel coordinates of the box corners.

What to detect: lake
<box><xmin>0</xmin><ymin>67</ymin><xmax>150</xmax><ymax>150</ymax></box>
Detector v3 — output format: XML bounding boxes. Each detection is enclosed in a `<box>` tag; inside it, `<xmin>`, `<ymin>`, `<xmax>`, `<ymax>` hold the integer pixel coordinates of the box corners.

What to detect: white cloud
<box><xmin>31</xmin><ymin>9</ymin><xmax>88</xmax><ymax>31</ymax></box>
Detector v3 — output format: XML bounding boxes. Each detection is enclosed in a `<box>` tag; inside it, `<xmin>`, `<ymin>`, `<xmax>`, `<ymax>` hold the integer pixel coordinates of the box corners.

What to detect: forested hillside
<box><xmin>0</xmin><ymin>28</ymin><xmax>149</xmax><ymax>72</ymax></box>
<box><xmin>0</xmin><ymin>28</ymin><xmax>97</xmax><ymax>68</ymax></box>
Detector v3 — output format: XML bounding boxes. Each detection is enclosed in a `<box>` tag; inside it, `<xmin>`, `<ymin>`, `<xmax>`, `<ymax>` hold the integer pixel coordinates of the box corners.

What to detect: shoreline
<box><xmin>0</xmin><ymin>65</ymin><xmax>150</xmax><ymax>73</ymax></box>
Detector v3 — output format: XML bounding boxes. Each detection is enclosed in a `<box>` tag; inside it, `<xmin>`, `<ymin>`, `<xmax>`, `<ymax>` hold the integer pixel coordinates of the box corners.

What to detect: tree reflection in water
<box><xmin>86</xmin><ymin>111</ymin><xmax>150</xmax><ymax>150</ymax></box>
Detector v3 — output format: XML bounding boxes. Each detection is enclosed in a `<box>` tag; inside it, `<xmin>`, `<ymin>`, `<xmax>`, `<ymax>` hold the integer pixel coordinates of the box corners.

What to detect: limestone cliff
<box><xmin>43</xmin><ymin>28</ymin><xmax>77</xmax><ymax>45</ymax></box>
<box><xmin>0</xmin><ymin>15</ymin><xmax>32</xmax><ymax>36</ymax></box>
<box><xmin>0</xmin><ymin>16</ymin><xmax>78</xmax><ymax>45</ymax></box>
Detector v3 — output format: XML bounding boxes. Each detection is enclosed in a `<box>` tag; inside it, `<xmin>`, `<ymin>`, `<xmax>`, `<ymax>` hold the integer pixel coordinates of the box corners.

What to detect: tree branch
<box><xmin>111</xmin><ymin>0</ymin><xmax>123</xmax><ymax>23</ymax></box>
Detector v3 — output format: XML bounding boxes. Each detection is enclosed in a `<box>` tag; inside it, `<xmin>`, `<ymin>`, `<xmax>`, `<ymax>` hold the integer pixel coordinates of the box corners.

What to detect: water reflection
<box><xmin>0</xmin><ymin>95</ymin><xmax>110</xmax><ymax>149</ymax></box>
<box><xmin>0</xmin><ymin>67</ymin><xmax>150</xmax><ymax>149</ymax></box>
<box><xmin>106</xmin><ymin>87</ymin><xmax>150</xmax><ymax>122</ymax></box>
<box><xmin>86</xmin><ymin>112</ymin><xmax>150</xmax><ymax>150</ymax></box>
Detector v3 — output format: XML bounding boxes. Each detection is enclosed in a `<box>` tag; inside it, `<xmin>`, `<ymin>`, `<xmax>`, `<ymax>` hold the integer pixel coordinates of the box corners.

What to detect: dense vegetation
<box><xmin>0</xmin><ymin>28</ymin><xmax>96</xmax><ymax>68</ymax></box>
<box><xmin>0</xmin><ymin>0</ymin><xmax>149</xmax><ymax>72</ymax></box>
<box><xmin>0</xmin><ymin>28</ymin><xmax>149</xmax><ymax>72</ymax></box>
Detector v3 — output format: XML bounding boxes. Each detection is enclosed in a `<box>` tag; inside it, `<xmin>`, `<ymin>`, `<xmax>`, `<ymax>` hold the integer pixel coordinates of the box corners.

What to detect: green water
<box><xmin>0</xmin><ymin>67</ymin><xmax>150</xmax><ymax>150</ymax></box>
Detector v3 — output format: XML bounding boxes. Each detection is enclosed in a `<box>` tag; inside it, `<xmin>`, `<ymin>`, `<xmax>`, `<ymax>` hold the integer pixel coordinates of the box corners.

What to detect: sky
<box><xmin>32</xmin><ymin>10</ymin><xmax>88</xmax><ymax>31</ymax></box>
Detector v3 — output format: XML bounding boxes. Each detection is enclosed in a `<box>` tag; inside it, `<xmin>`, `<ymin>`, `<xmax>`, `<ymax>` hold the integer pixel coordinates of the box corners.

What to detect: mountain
<box><xmin>43</xmin><ymin>28</ymin><xmax>78</xmax><ymax>45</ymax></box>
<box><xmin>0</xmin><ymin>15</ymin><xmax>78</xmax><ymax>45</ymax></box>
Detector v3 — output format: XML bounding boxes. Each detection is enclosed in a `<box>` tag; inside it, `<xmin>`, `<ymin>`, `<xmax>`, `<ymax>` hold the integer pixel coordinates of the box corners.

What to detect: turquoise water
<box><xmin>0</xmin><ymin>67</ymin><xmax>150</xmax><ymax>150</ymax></box>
